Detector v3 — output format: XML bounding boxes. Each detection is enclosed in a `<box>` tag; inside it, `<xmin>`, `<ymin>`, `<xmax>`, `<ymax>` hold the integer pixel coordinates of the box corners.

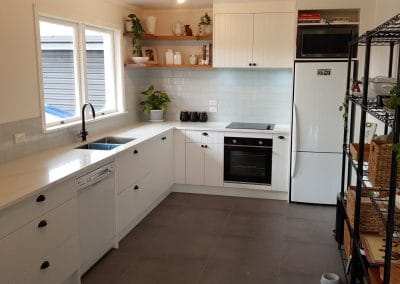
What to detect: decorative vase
<box><xmin>149</xmin><ymin>110</ymin><xmax>164</xmax><ymax>121</ymax></box>
<box><xmin>189</xmin><ymin>54</ymin><xmax>197</xmax><ymax>65</ymax></box>
<box><xmin>173</xmin><ymin>21</ymin><xmax>184</xmax><ymax>36</ymax></box>
<box><xmin>184</xmin><ymin>25</ymin><xmax>193</xmax><ymax>36</ymax></box>
<box><xmin>146</xmin><ymin>16</ymin><xmax>156</xmax><ymax>35</ymax></box>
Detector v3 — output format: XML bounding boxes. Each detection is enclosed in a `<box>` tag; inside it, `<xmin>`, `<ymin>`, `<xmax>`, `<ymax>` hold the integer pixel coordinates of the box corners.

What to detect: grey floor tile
<box><xmin>280</xmin><ymin>240</ymin><xmax>345</xmax><ymax>278</ymax></box>
<box><xmin>161</xmin><ymin>192</ymin><xmax>236</xmax><ymax>211</ymax></box>
<box><xmin>283</xmin><ymin>217</ymin><xmax>336</xmax><ymax>245</ymax></box>
<box><xmin>233</xmin><ymin>197</ymin><xmax>288</xmax><ymax>216</ymax></box>
<box><xmin>286</xmin><ymin>203</ymin><xmax>335</xmax><ymax>222</ymax></box>
<box><xmin>199</xmin><ymin>262</ymin><xmax>279</xmax><ymax>284</ymax></box>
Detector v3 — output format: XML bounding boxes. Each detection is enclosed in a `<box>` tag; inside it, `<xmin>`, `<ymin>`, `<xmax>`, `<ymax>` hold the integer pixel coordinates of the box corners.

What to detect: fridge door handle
<box><xmin>291</xmin><ymin>104</ymin><xmax>298</xmax><ymax>178</ymax></box>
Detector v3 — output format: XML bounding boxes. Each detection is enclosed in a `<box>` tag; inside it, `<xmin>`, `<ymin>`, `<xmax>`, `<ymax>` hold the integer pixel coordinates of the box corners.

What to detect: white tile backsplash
<box><xmin>130</xmin><ymin>68</ymin><xmax>293</xmax><ymax>124</ymax></box>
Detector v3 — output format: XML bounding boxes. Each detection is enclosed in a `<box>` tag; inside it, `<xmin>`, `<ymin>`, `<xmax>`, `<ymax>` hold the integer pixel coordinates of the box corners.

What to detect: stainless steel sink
<box><xmin>75</xmin><ymin>143</ymin><xmax>121</xmax><ymax>150</ymax></box>
<box><xmin>91</xmin><ymin>137</ymin><xmax>136</xmax><ymax>144</ymax></box>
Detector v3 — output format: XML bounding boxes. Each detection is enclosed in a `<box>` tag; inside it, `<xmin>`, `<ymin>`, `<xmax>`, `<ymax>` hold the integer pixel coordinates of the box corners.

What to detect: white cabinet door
<box><xmin>272</xmin><ymin>134</ymin><xmax>290</xmax><ymax>192</ymax></box>
<box><xmin>152</xmin><ymin>131</ymin><xmax>174</xmax><ymax>192</ymax></box>
<box><xmin>214</xmin><ymin>14</ymin><xmax>254</xmax><ymax>68</ymax></box>
<box><xmin>174</xmin><ymin>129</ymin><xmax>186</xmax><ymax>184</ymax></box>
<box><xmin>186</xmin><ymin>143</ymin><xmax>205</xmax><ymax>185</ymax></box>
<box><xmin>253</xmin><ymin>13</ymin><xmax>295</xmax><ymax>68</ymax></box>
<box><xmin>204</xmin><ymin>144</ymin><xmax>224</xmax><ymax>187</ymax></box>
<box><xmin>115</xmin><ymin>143</ymin><xmax>151</xmax><ymax>194</ymax></box>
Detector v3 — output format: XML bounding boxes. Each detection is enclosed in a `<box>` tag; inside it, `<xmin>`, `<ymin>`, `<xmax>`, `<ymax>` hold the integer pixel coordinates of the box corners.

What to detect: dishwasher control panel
<box><xmin>76</xmin><ymin>163</ymin><xmax>115</xmax><ymax>190</ymax></box>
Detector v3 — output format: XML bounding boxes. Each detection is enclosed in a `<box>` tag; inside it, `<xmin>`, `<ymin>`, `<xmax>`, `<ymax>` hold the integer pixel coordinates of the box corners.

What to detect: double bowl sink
<box><xmin>75</xmin><ymin>136</ymin><xmax>136</xmax><ymax>150</ymax></box>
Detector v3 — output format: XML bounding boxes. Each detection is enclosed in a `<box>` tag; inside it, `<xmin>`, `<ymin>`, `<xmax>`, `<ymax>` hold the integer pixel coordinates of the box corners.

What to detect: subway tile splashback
<box><xmin>128</xmin><ymin>68</ymin><xmax>293</xmax><ymax>124</ymax></box>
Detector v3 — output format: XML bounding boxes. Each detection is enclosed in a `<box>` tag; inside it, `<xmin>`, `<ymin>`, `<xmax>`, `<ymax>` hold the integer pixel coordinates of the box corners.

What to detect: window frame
<box><xmin>35</xmin><ymin>12</ymin><xmax>124</xmax><ymax>132</ymax></box>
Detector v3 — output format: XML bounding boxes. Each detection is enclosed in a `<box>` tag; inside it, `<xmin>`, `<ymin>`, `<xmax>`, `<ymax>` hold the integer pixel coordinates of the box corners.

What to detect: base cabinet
<box><xmin>271</xmin><ymin>134</ymin><xmax>290</xmax><ymax>192</ymax></box>
<box><xmin>185</xmin><ymin>131</ymin><xmax>223</xmax><ymax>187</ymax></box>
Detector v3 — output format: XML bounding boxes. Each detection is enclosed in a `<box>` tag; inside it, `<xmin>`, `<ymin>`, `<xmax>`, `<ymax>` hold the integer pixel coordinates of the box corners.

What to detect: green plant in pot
<box><xmin>127</xmin><ymin>14</ymin><xmax>145</xmax><ymax>57</ymax></box>
<box><xmin>198</xmin><ymin>12</ymin><xmax>212</xmax><ymax>36</ymax></box>
<box><xmin>140</xmin><ymin>85</ymin><xmax>170</xmax><ymax>121</ymax></box>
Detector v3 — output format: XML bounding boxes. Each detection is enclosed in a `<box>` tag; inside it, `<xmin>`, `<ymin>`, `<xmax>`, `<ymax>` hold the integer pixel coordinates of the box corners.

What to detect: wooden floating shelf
<box><xmin>123</xmin><ymin>33</ymin><xmax>213</xmax><ymax>41</ymax></box>
<box><xmin>125</xmin><ymin>63</ymin><xmax>213</xmax><ymax>69</ymax></box>
<box><xmin>297</xmin><ymin>22</ymin><xmax>359</xmax><ymax>26</ymax></box>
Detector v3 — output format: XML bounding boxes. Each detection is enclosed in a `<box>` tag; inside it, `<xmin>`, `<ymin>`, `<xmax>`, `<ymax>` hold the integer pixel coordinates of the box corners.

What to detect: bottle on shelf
<box><xmin>165</xmin><ymin>49</ymin><xmax>174</xmax><ymax>65</ymax></box>
<box><xmin>174</xmin><ymin>52</ymin><xmax>182</xmax><ymax>65</ymax></box>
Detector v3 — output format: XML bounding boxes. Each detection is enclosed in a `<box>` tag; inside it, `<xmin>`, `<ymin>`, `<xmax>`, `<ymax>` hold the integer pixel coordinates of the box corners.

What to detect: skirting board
<box><xmin>172</xmin><ymin>184</ymin><xmax>288</xmax><ymax>201</ymax></box>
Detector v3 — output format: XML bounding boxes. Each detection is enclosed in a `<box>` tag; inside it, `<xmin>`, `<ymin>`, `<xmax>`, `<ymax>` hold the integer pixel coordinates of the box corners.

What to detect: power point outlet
<box><xmin>14</xmin><ymin>132</ymin><xmax>27</xmax><ymax>144</ymax></box>
<box><xmin>209</xmin><ymin>106</ymin><xmax>218</xmax><ymax>113</ymax></box>
<box><xmin>209</xmin><ymin>100</ymin><xmax>218</xmax><ymax>106</ymax></box>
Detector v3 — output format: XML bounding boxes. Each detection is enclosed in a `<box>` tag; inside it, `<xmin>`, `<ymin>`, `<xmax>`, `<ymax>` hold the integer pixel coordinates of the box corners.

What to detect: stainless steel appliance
<box><xmin>224</xmin><ymin>137</ymin><xmax>273</xmax><ymax>185</ymax></box>
<box><xmin>296</xmin><ymin>25</ymin><xmax>358</xmax><ymax>58</ymax></box>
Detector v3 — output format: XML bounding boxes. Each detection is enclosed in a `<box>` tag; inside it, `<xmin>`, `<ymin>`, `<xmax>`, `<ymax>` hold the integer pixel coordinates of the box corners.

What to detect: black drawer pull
<box><xmin>248</xmin><ymin>63</ymin><xmax>252</xmax><ymax>67</ymax></box>
<box><xmin>201</xmin><ymin>145</ymin><xmax>204</xmax><ymax>148</ymax></box>
<box><xmin>36</xmin><ymin>195</ymin><xmax>46</xmax><ymax>203</ymax></box>
<box><xmin>253</xmin><ymin>63</ymin><xmax>257</xmax><ymax>67</ymax></box>
<box><xmin>204</xmin><ymin>145</ymin><xmax>208</xmax><ymax>148</ymax></box>
<box><xmin>278</xmin><ymin>136</ymin><xmax>285</xmax><ymax>140</ymax></box>
<box><xmin>40</xmin><ymin>261</ymin><xmax>50</xmax><ymax>270</ymax></box>
<box><xmin>202</xmin><ymin>132</ymin><xmax>208</xmax><ymax>136</ymax></box>
<box><xmin>161</xmin><ymin>136</ymin><xmax>167</xmax><ymax>140</ymax></box>
<box><xmin>134</xmin><ymin>185</ymin><xmax>139</xmax><ymax>190</ymax></box>
<box><xmin>38</xmin><ymin>220</ymin><xmax>47</xmax><ymax>228</ymax></box>
<box><xmin>133</xmin><ymin>149</ymin><xmax>138</xmax><ymax>154</ymax></box>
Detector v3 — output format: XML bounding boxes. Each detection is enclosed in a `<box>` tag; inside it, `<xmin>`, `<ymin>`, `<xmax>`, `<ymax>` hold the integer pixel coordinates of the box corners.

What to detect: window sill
<box><xmin>44</xmin><ymin>111</ymin><xmax>128</xmax><ymax>134</ymax></box>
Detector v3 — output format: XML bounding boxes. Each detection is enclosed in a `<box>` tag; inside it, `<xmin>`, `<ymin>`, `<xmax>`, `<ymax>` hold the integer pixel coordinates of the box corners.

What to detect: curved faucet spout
<box><xmin>80</xmin><ymin>103</ymin><xmax>96</xmax><ymax>142</ymax></box>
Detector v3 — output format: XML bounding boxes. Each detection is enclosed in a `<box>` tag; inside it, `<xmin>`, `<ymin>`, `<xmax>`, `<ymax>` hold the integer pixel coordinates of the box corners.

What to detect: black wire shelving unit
<box><xmin>339</xmin><ymin>13</ymin><xmax>400</xmax><ymax>284</ymax></box>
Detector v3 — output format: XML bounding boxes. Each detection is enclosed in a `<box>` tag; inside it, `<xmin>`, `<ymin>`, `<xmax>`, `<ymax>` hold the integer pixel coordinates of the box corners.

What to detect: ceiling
<box><xmin>124</xmin><ymin>0</ymin><xmax>213</xmax><ymax>9</ymax></box>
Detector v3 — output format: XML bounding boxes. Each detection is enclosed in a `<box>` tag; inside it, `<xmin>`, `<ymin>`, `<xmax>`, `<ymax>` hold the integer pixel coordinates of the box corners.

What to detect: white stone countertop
<box><xmin>0</xmin><ymin>122</ymin><xmax>290</xmax><ymax>211</ymax></box>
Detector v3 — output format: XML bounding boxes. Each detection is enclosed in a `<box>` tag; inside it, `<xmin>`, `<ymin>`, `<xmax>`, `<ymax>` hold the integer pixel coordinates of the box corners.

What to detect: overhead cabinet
<box><xmin>214</xmin><ymin>13</ymin><xmax>295</xmax><ymax>68</ymax></box>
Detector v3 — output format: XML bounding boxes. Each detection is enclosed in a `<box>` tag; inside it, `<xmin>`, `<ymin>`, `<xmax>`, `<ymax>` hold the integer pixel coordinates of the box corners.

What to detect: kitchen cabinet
<box><xmin>174</xmin><ymin>129</ymin><xmax>186</xmax><ymax>184</ymax></box>
<box><xmin>214</xmin><ymin>13</ymin><xmax>295</xmax><ymax>68</ymax></box>
<box><xmin>116</xmin><ymin>130</ymin><xmax>174</xmax><ymax>238</ymax></box>
<box><xmin>271</xmin><ymin>134</ymin><xmax>290</xmax><ymax>192</ymax></box>
<box><xmin>0</xmin><ymin>179</ymin><xmax>79</xmax><ymax>284</ymax></box>
<box><xmin>185</xmin><ymin>131</ymin><xmax>223</xmax><ymax>186</ymax></box>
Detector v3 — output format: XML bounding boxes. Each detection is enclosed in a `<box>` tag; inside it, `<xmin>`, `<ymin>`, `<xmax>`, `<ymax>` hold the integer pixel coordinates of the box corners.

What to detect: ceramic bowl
<box><xmin>131</xmin><ymin>57</ymin><xmax>149</xmax><ymax>64</ymax></box>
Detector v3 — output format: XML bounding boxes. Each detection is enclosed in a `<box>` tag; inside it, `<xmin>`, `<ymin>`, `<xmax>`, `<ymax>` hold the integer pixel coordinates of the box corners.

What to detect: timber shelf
<box><xmin>124</xmin><ymin>63</ymin><xmax>213</xmax><ymax>69</ymax></box>
<box><xmin>123</xmin><ymin>33</ymin><xmax>213</xmax><ymax>41</ymax></box>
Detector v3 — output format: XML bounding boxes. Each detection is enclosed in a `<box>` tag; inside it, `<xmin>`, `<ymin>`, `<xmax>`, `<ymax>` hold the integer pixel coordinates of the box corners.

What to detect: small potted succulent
<box><xmin>198</xmin><ymin>12</ymin><xmax>212</xmax><ymax>35</ymax></box>
<box><xmin>126</xmin><ymin>14</ymin><xmax>146</xmax><ymax>62</ymax></box>
<box><xmin>140</xmin><ymin>85</ymin><xmax>170</xmax><ymax>121</ymax></box>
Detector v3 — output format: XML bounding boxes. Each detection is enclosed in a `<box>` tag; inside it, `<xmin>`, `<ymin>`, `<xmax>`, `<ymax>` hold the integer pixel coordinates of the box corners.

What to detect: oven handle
<box><xmin>224</xmin><ymin>144</ymin><xmax>272</xmax><ymax>149</ymax></box>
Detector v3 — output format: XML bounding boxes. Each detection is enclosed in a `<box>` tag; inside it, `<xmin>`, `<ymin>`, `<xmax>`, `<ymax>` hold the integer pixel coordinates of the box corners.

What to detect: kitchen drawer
<box><xmin>186</xmin><ymin>130</ymin><xmax>223</xmax><ymax>144</ymax></box>
<box><xmin>0</xmin><ymin>178</ymin><xmax>75</xmax><ymax>239</ymax></box>
<box><xmin>0</xmin><ymin>197</ymin><xmax>78</xmax><ymax>281</ymax></box>
<box><xmin>115</xmin><ymin>142</ymin><xmax>151</xmax><ymax>194</ymax></box>
<box><xmin>0</xmin><ymin>236</ymin><xmax>79</xmax><ymax>284</ymax></box>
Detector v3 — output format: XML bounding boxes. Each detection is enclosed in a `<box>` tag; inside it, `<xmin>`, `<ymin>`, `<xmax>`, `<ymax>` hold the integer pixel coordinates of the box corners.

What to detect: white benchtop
<box><xmin>0</xmin><ymin>122</ymin><xmax>290</xmax><ymax>211</ymax></box>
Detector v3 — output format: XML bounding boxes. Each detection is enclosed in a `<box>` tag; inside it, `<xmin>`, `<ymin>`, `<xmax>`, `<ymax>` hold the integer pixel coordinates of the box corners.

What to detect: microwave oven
<box><xmin>296</xmin><ymin>25</ymin><xmax>358</xmax><ymax>58</ymax></box>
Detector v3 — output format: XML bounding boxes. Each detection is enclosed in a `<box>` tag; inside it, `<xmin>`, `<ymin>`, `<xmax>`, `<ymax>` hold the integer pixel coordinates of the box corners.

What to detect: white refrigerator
<box><xmin>291</xmin><ymin>61</ymin><xmax>349</xmax><ymax>205</ymax></box>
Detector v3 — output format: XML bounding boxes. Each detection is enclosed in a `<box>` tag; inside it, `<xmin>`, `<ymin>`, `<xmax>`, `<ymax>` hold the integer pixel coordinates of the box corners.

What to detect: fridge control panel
<box><xmin>317</xmin><ymin>69</ymin><xmax>331</xmax><ymax>76</ymax></box>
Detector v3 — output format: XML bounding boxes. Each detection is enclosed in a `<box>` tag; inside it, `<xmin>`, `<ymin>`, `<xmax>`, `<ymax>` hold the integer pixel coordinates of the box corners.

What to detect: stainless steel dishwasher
<box><xmin>76</xmin><ymin>162</ymin><xmax>116</xmax><ymax>276</ymax></box>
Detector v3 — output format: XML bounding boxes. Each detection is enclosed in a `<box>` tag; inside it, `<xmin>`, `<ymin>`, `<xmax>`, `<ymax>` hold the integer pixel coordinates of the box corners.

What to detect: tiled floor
<box><xmin>82</xmin><ymin>193</ymin><xmax>345</xmax><ymax>284</ymax></box>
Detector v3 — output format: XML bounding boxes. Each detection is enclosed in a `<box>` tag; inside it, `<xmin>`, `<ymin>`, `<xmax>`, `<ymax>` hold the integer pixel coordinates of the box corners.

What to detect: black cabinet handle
<box><xmin>38</xmin><ymin>220</ymin><xmax>47</xmax><ymax>228</ymax></box>
<box><xmin>133</xmin><ymin>149</ymin><xmax>138</xmax><ymax>154</ymax></box>
<box><xmin>40</xmin><ymin>261</ymin><xmax>50</xmax><ymax>270</ymax></box>
<box><xmin>134</xmin><ymin>185</ymin><xmax>139</xmax><ymax>190</ymax></box>
<box><xmin>36</xmin><ymin>195</ymin><xmax>46</xmax><ymax>203</ymax></box>
<box><xmin>253</xmin><ymin>63</ymin><xmax>257</xmax><ymax>66</ymax></box>
<box><xmin>161</xmin><ymin>136</ymin><xmax>167</xmax><ymax>140</ymax></box>
<box><xmin>204</xmin><ymin>145</ymin><xmax>208</xmax><ymax>148</ymax></box>
<box><xmin>201</xmin><ymin>145</ymin><xmax>204</xmax><ymax>148</ymax></box>
<box><xmin>202</xmin><ymin>132</ymin><xmax>208</xmax><ymax>136</ymax></box>
<box><xmin>278</xmin><ymin>136</ymin><xmax>285</xmax><ymax>140</ymax></box>
<box><xmin>248</xmin><ymin>63</ymin><xmax>252</xmax><ymax>67</ymax></box>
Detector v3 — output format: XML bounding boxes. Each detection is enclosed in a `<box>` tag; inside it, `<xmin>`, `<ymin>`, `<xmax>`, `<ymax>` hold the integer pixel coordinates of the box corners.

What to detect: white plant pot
<box><xmin>149</xmin><ymin>110</ymin><xmax>164</xmax><ymax>121</ymax></box>
<box><xmin>125</xmin><ymin>20</ymin><xmax>133</xmax><ymax>32</ymax></box>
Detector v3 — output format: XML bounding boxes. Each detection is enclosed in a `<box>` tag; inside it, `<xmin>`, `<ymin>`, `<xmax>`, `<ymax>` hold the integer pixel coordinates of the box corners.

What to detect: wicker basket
<box><xmin>368</xmin><ymin>140</ymin><xmax>400</xmax><ymax>188</ymax></box>
<box><xmin>344</xmin><ymin>223</ymin><xmax>352</xmax><ymax>258</ymax></box>
<box><xmin>346</xmin><ymin>186</ymin><xmax>385</xmax><ymax>234</ymax></box>
<box><xmin>350</xmin><ymin>143</ymin><xmax>370</xmax><ymax>162</ymax></box>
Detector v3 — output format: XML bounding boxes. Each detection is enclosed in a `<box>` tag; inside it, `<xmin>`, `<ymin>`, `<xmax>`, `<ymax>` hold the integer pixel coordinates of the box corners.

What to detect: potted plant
<box><xmin>198</xmin><ymin>12</ymin><xmax>212</xmax><ymax>35</ymax></box>
<box><xmin>127</xmin><ymin>14</ymin><xmax>145</xmax><ymax>58</ymax></box>
<box><xmin>139</xmin><ymin>85</ymin><xmax>170</xmax><ymax>121</ymax></box>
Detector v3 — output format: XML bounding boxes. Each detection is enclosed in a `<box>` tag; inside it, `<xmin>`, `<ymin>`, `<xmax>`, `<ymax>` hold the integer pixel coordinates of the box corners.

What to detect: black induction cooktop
<box><xmin>226</xmin><ymin>122</ymin><xmax>275</xmax><ymax>130</ymax></box>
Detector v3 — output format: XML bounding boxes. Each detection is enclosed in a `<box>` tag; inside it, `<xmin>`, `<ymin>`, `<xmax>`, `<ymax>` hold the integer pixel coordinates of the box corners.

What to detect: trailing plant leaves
<box><xmin>128</xmin><ymin>14</ymin><xmax>144</xmax><ymax>56</ymax></box>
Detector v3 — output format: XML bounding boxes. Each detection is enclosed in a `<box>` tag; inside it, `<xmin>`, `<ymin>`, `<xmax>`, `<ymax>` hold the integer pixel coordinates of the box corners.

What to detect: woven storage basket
<box><xmin>368</xmin><ymin>140</ymin><xmax>400</xmax><ymax>188</ymax></box>
<box><xmin>346</xmin><ymin>186</ymin><xmax>385</xmax><ymax>234</ymax></box>
<box><xmin>350</xmin><ymin>143</ymin><xmax>370</xmax><ymax>162</ymax></box>
<box><xmin>344</xmin><ymin>223</ymin><xmax>352</xmax><ymax>258</ymax></box>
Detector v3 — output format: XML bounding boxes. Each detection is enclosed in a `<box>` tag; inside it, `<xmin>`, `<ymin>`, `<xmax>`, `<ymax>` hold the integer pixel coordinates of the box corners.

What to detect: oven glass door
<box><xmin>224</xmin><ymin>146</ymin><xmax>272</xmax><ymax>185</ymax></box>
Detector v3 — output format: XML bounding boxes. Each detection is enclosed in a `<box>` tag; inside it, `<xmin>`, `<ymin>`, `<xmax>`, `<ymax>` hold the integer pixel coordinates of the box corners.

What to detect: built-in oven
<box><xmin>224</xmin><ymin>137</ymin><xmax>272</xmax><ymax>185</ymax></box>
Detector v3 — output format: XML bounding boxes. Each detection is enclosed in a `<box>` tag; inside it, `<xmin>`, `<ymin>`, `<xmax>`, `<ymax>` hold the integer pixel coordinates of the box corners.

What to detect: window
<box><xmin>39</xmin><ymin>16</ymin><xmax>122</xmax><ymax>128</ymax></box>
